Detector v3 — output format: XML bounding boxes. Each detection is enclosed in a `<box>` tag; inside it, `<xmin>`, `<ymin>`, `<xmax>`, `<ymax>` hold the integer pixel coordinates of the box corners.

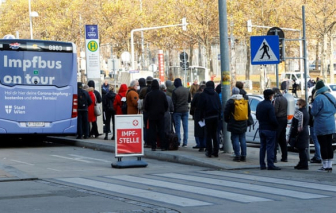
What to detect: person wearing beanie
<box><xmin>224</xmin><ymin>87</ymin><xmax>250</xmax><ymax>162</ymax></box>
<box><xmin>144</xmin><ymin>80</ymin><xmax>168</xmax><ymax>151</ymax></box>
<box><xmin>256</xmin><ymin>89</ymin><xmax>280</xmax><ymax>170</ymax></box>
<box><xmin>311</xmin><ymin>80</ymin><xmax>336</xmax><ymax>172</ymax></box>
<box><xmin>172</xmin><ymin>78</ymin><xmax>191</xmax><ymax>147</ymax></box>
<box><xmin>198</xmin><ymin>81</ymin><xmax>221</xmax><ymax>157</ymax></box>
<box><xmin>272</xmin><ymin>87</ymin><xmax>288</xmax><ymax>163</ymax></box>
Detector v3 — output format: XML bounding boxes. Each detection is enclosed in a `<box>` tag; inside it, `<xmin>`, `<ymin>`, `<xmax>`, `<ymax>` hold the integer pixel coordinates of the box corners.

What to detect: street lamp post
<box><xmin>29</xmin><ymin>0</ymin><xmax>38</xmax><ymax>39</ymax></box>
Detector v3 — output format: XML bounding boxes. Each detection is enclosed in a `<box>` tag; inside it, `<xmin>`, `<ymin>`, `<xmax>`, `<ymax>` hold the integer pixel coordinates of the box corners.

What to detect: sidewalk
<box><xmin>48</xmin><ymin>134</ymin><xmax>300</xmax><ymax>170</ymax></box>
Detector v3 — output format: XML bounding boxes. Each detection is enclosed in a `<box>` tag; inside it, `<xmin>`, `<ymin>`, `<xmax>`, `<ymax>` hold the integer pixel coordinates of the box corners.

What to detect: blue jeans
<box><xmin>173</xmin><ymin>112</ymin><xmax>189</xmax><ymax>146</ymax></box>
<box><xmin>259</xmin><ymin>130</ymin><xmax>276</xmax><ymax>168</ymax></box>
<box><xmin>310</xmin><ymin>126</ymin><xmax>321</xmax><ymax>160</ymax></box>
<box><xmin>231</xmin><ymin>133</ymin><xmax>247</xmax><ymax>157</ymax></box>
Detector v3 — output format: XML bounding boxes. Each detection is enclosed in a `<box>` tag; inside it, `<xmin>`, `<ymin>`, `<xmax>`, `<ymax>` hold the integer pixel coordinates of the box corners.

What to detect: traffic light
<box><xmin>180</xmin><ymin>51</ymin><xmax>189</xmax><ymax>69</ymax></box>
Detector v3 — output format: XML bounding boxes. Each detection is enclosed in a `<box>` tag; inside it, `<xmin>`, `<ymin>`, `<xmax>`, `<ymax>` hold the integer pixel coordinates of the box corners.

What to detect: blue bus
<box><xmin>0</xmin><ymin>39</ymin><xmax>78</xmax><ymax>137</ymax></box>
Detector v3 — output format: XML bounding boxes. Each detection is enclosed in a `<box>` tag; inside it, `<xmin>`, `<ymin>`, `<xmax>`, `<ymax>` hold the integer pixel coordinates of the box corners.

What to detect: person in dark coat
<box><xmin>77</xmin><ymin>82</ymin><xmax>92</xmax><ymax>139</ymax></box>
<box><xmin>103</xmin><ymin>85</ymin><xmax>116</xmax><ymax>140</ymax></box>
<box><xmin>191</xmin><ymin>85</ymin><xmax>206</xmax><ymax>151</ymax></box>
<box><xmin>159</xmin><ymin>84</ymin><xmax>174</xmax><ymax>135</ymax></box>
<box><xmin>198</xmin><ymin>81</ymin><xmax>221</xmax><ymax>158</ymax></box>
<box><xmin>137</xmin><ymin>78</ymin><xmax>146</xmax><ymax>94</ymax></box>
<box><xmin>256</xmin><ymin>89</ymin><xmax>280</xmax><ymax>170</ymax></box>
<box><xmin>290</xmin><ymin>99</ymin><xmax>309</xmax><ymax>170</ymax></box>
<box><xmin>272</xmin><ymin>87</ymin><xmax>288</xmax><ymax>162</ymax></box>
<box><xmin>224</xmin><ymin>87</ymin><xmax>251</xmax><ymax>162</ymax></box>
<box><xmin>144</xmin><ymin>80</ymin><xmax>168</xmax><ymax>151</ymax></box>
<box><xmin>88</xmin><ymin>80</ymin><xmax>102</xmax><ymax>137</ymax></box>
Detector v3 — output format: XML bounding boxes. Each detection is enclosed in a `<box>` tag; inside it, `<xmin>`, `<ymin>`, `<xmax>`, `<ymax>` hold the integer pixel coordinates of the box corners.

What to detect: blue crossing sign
<box><xmin>250</xmin><ymin>36</ymin><xmax>280</xmax><ymax>65</ymax></box>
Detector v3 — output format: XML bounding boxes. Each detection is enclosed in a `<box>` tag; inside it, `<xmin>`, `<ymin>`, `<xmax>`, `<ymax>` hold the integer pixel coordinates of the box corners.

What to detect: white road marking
<box><xmin>10</xmin><ymin>160</ymin><xmax>34</xmax><ymax>166</ymax></box>
<box><xmin>68</xmin><ymin>154</ymin><xmax>111</xmax><ymax>163</ymax></box>
<box><xmin>201</xmin><ymin>171</ymin><xmax>336</xmax><ymax>193</ymax></box>
<box><xmin>57</xmin><ymin>177</ymin><xmax>211</xmax><ymax>207</ymax></box>
<box><xmin>51</xmin><ymin>155</ymin><xmax>92</xmax><ymax>163</ymax></box>
<box><xmin>155</xmin><ymin>173</ymin><xmax>327</xmax><ymax>199</ymax></box>
<box><xmin>106</xmin><ymin>175</ymin><xmax>271</xmax><ymax>203</ymax></box>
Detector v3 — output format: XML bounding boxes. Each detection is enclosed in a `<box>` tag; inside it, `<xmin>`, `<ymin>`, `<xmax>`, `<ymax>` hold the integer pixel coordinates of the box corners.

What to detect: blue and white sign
<box><xmin>250</xmin><ymin>36</ymin><xmax>280</xmax><ymax>65</ymax></box>
<box><xmin>85</xmin><ymin>25</ymin><xmax>100</xmax><ymax>78</ymax></box>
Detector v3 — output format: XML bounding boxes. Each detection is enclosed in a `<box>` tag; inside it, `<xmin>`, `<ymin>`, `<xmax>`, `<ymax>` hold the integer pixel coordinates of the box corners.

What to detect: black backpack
<box><xmin>104</xmin><ymin>94</ymin><xmax>115</xmax><ymax>113</ymax></box>
<box><xmin>78</xmin><ymin>89</ymin><xmax>87</xmax><ymax>109</ymax></box>
<box><xmin>119</xmin><ymin>94</ymin><xmax>127</xmax><ymax>114</ymax></box>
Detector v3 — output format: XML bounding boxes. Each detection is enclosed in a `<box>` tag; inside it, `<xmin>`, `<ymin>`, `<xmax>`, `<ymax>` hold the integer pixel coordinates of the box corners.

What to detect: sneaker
<box><xmin>240</xmin><ymin>156</ymin><xmax>246</xmax><ymax>162</ymax></box>
<box><xmin>182</xmin><ymin>144</ymin><xmax>187</xmax><ymax>147</ymax></box>
<box><xmin>205</xmin><ymin>152</ymin><xmax>211</xmax><ymax>158</ymax></box>
<box><xmin>318</xmin><ymin>167</ymin><xmax>328</xmax><ymax>171</ymax></box>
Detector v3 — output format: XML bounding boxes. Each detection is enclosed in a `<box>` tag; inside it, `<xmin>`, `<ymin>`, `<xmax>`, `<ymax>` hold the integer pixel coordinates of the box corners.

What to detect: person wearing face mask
<box><xmin>289</xmin><ymin>99</ymin><xmax>309</xmax><ymax>170</ymax></box>
<box><xmin>126</xmin><ymin>80</ymin><xmax>139</xmax><ymax>114</ymax></box>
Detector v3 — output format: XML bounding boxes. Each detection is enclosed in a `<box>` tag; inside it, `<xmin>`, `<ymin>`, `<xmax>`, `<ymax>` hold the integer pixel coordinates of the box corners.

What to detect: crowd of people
<box><xmin>76</xmin><ymin>76</ymin><xmax>335</xmax><ymax>172</ymax></box>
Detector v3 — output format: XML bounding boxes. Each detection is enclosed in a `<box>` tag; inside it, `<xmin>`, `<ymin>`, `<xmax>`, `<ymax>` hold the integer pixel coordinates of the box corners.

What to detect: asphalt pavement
<box><xmin>0</xmin><ymin>119</ymin><xmax>319</xmax><ymax>181</ymax></box>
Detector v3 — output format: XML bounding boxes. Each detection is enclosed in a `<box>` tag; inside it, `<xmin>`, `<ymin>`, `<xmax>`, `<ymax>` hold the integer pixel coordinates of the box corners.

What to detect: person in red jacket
<box><xmin>83</xmin><ymin>85</ymin><xmax>96</xmax><ymax>137</ymax></box>
<box><xmin>113</xmin><ymin>84</ymin><xmax>128</xmax><ymax>115</ymax></box>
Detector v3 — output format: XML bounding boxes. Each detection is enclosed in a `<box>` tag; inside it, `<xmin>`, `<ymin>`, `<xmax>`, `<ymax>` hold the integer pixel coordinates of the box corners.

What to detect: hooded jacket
<box><xmin>172</xmin><ymin>78</ymin><xmax>191</xmax><ymax>113</ymax></box>
<box><xmin>224</xmin><ymin>94</ymin><xmax>250</xmax><ymax>134</ymax></box>
<box><xmin>113</xmin><ymin>84</ymin><xmax>128</xmax><ymax>115</ymax></box>
<box><xmin>197</xmin><ymin>86</ymin><xmax>221</xmax><ymax>120</ymax></box>
<box><xmin>144</xmin><ymin>80</ymin><xmax>168</xmax><ymax>120</ymax></box>
<box><xmin>88</xmin><ymin>80</ymin><xmax>102</xmax><ymax>104</ymax></box>
<box><xmin>165</xmin><ymin>80</ymin><xmax>175</xmax><ymax>97</ymax></box>
<box><xmin>137</xmin><ymin>78</ymin><xmax>146</xmax><ymax>94</ymax></box>
<box><xmin>311</xmin><ymin>86</ymin><xmax>336</xmax><ymax>136</ymax></box>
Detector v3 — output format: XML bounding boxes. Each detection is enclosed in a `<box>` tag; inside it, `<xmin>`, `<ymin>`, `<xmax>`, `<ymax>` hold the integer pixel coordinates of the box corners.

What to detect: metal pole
<box><xmin>218</xmin><ymin>0</ymin><xmax>232</xmax><ymax>153</ymax></box>
<box><xmin>302</xmin><ymin>5</ymin><xmax>310</xmax><ymax>160</ymax></box>
<box><xmin>29</xmin><ymin>0</ymin><xmax>33</xmax><ymax>39</ymax></box>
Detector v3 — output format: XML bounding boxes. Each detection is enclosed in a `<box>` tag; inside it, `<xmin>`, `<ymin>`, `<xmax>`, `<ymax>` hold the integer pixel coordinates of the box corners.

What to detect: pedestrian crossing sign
<box><xmin>250</xmin><ymin>35</ymin><xmax>280</xmax><ymax>65</ymax></box>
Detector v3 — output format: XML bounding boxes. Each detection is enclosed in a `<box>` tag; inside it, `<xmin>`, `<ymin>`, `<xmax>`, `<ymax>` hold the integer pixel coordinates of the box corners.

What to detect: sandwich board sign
<box><xmin>112</xmin><ymin>114</ymin><xmax>147</xmax><ymax>168</ymax></box>
<box><xmin>250</xmin><ymin>35</ymin><xmax>280</xmax><ymax>65</ymax></box>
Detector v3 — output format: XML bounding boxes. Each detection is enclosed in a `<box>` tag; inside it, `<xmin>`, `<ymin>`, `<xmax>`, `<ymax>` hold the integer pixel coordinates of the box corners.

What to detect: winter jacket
<box><xmin>191</xmin><ymin>91</ymin><xmax>206</xmax><ymax>138</ymax></box>
<box><xmin>88</xmin><ymin>80</ymin><xmax>102</xmax><ymax>104</ymax></box>
<box><xmin>273</xmin><ymin>93</ymin><xmax>287</xmax><ymax>120</ymax></box>
<box><xmin>144</xmin><ymin>80</ymin><xmax>168</xmax><ymax>120</ymax></box>
<box><xmin>289</xmin><ymin>107</ymin><xmax>309</xmax><ymax>149</ymax></box>
<box><xmin>137</xmin><ymin>78</ymin><xmax>146</xmax><ymax>94</ymax></box>
<box><xmin>311</xmin><ymin>86</ymin><xmax>336</xmax><ymax>136</ymax></box>
<box><xmin>239</xmin><ymin>88</ymin><xmax>249</xmax><ymax>100</ymax></box>
<box><xmin>189</xmin><ymin>83</ymin><xmax>199</xmax><ymax>98</ymax></box>
<box><xmin>256</xmin><ymin>99</ymin><xmax>278</xmax><ymax>131</ymax></box>
<box><xmin>165</xmin><ymin>80</ymin><xmax>175</xmax><ymax>97</ymax></box>
<box><xmin>224</xmin><ymin>94</ymin><xmax>250</xmax><ymax>134</ymax></box>
<box><xmin>103</xmin><ymin>90</ymin><xmax>116</xmax><ymax>113</ymax></box>
<box><xmin>86</xmin><ymin>87</ymin><xmax>96</xmax><ymax>122</ymax></box>
<box><xmin>113</xmin><ymin>84</ymin><xmax>128</xmax><ymax>115</ymax></box>
<box><xmin>126</xmin><ymin>87</ymin><xmax>139</xmax><ymax>114</ymax></box>
<box><xmin>172</xmin><ymin>78</ymin><xmax>191</xmax><ymax>113</ymax></box>
<box><xmin>197</xmin><ymin>87</ymin><xmax>221</xmax><ymax>121</ymax></box>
